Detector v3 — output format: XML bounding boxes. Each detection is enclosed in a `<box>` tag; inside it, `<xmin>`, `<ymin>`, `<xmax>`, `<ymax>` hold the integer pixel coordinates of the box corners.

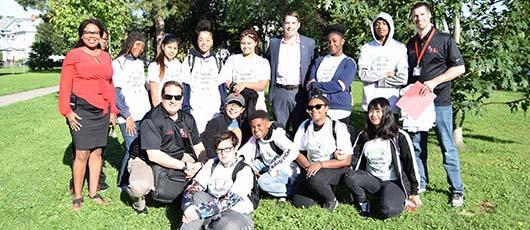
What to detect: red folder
<box><xmin>396</xmin><ymin>81</ymin><xmax>436</xmax><ymax>120</ymax></box>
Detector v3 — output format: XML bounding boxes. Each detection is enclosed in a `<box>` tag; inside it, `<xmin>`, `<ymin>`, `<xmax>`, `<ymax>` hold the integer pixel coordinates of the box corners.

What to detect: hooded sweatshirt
<box><xmin>358</xmin><ymin>12</ymin><xmax>408</xmax><ymax>113</ymax></box>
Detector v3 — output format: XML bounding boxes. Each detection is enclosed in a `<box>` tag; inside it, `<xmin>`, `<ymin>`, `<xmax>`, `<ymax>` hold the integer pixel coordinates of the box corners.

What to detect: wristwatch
<box><xmin>182</xmin><ymin>162</ymin><xmax>188</xmax><ymax>171</ymax></box>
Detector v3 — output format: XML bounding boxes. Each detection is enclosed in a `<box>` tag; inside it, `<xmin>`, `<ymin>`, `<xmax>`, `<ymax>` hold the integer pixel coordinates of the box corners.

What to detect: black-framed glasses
<box><xmin>216</xmin><ymin>147</ymin><xmax>233</xmax><ymax>154</ymax></box>
<box><xmin>83</xmin><ymin>30</ymin><xmax>100</xmax><ymax>36</ymax></box>
<box><xmin>162</xmin><ymin>94</ymin><xmax>183</xmax><ymax>101</ymax></box>
<box><xmin>307</xmin><ymin>104</ymin><xmax>326</xmax><ymax>111</ymax></box>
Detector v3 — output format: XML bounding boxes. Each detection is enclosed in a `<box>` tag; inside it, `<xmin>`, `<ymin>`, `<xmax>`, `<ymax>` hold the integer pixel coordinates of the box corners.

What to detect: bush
<box><xmin>28</xmin><ymin>41</ymin><xmax>54</xmax><ymax>71</ymax></box>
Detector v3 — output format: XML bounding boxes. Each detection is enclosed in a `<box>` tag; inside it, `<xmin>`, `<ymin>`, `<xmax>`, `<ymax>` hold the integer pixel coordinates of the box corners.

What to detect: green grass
<box><xmin>0</xmin><ymin>70</ymin><xmax>60</xmax><ymax>96</ymax></box>
<box><xmin>0</xmin><ymin>66</ymin><xmax>29</xmax><ymax>75</ymax></box>
<box><xmin>0</xmin><ymin>83</ymin><xmax>528</xmax><ymax>229</ymax></box>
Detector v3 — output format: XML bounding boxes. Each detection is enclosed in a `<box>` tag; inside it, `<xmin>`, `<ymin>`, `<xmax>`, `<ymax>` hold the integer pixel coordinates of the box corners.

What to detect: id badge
<box><xmin>413</xmin><ymin>66</ymin><xmax>422</xmax><ymax>76</ymax></box>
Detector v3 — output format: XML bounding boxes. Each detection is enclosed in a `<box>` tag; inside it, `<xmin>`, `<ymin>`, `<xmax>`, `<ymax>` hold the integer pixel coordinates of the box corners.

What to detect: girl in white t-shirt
<box><xmin>112</xmin><ymin>32</ymin><xmax>151</xmax><ymax>187</ymax></box>
<box><xmin>344</xmin><ymin>97</ymin><xmax>421</xmax><ymax>218</ymax></box>
<box><xmin>183</xmin><ymin>21</ymin><xmax>225</xmax><ymax>133</ymax></box>
<box><xmin>292</xmin><ymin>93</ymin><xmax>353</xmax><ymax>212</ymax></box>
<box><xmin>147</xmin><ymin>34</ymin><xmax>189</xmax><ymax>107</ymax></box>
<box><xmin>222</xmin><ymin>29</ymin><xmax>270</xmax><ymax>115</ymax></box>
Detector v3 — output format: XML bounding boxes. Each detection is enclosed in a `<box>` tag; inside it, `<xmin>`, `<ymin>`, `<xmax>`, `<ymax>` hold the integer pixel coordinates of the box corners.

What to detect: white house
<box><xmin>0</xmin><ymin>15</ymin><xmax>41</xmax><ymax>64</ymax></box>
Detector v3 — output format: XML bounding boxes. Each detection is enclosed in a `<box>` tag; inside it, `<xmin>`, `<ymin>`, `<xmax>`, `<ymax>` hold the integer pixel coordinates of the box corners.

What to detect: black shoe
<box><xmin>98</xmin><ymin>182</ymin><xmax>109</xmax><ymax>191</ymax></box>
<box><xmin>136</xmin><ymin>207</ymin><xmax>148</xmax><ymax>215</ymax></box>
<box><xmin>322</xmin><ymin>199</ymin><xmax>338</xmax><ymax>212</ymax></box>
<box><xmin>359</xmin><ymin>202</ymin><xmax>370</xmax><ymax>217</ymax></box>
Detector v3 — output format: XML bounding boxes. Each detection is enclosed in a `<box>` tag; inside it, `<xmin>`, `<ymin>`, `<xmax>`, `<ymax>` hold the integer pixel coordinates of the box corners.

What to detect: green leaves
<box><xmin>48</xmin><ymin>0</ymin><xmax>132</xmax><ymax>56</ymax></box>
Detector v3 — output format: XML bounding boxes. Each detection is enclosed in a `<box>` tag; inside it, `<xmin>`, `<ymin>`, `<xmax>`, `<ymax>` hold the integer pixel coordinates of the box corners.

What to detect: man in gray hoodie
<box><xmin>358</xmin><ymin>12</ymin><xmax>408</xmax><ymax>115</ymax></box>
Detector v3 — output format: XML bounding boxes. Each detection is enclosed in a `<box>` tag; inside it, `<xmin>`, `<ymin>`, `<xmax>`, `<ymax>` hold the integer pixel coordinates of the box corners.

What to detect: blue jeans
<box><xmin>409</xmin><ymin>106</ymin><xmax>464</xmax><ymax>194</ymax></box>
<box><xmin>253</xmin><ymin>160</ymin><xmax>300</xmax><ymax>198</ymax></box>
<box><xmin>118</xmin><ymin>121</ymin><xmax>140</xmax><ymax>186</ymax></box>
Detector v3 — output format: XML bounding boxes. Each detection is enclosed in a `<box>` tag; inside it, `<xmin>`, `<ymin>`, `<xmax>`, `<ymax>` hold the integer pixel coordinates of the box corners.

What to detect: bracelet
<box><xmin>319</xmin><ymin>162</ymin><xmax>324</xmax><ymax>168</ymax></box>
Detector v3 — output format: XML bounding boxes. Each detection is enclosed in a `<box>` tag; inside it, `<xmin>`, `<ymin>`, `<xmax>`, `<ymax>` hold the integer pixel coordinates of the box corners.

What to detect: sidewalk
<box><xmin>0</xmin><ymin>85</ymin><xmax>59</xmax><ymax>107</ymax></box>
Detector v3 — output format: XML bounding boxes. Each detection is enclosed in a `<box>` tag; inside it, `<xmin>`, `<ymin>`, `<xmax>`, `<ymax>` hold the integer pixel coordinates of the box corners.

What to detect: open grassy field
<box><xmin>0</xmin><ymin>83</ymin><xmax>528</xmax><ymax>229</ymax></box>
<box><xmin>0</xmin><ymin>70</ymin><xmax>60</xmax><ymax>96</ymax></box>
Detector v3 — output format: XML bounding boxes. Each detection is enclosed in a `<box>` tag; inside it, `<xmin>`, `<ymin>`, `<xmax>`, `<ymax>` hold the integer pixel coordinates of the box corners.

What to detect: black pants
<box><xmin>344</xmin><ymin>170</ymin><xmax>406</xmax><ymax>218</ymax></box>
<box><xmin>292</xmin><ymin>167</ymin><xmax>350</xmax><ymax>208</ymax></box>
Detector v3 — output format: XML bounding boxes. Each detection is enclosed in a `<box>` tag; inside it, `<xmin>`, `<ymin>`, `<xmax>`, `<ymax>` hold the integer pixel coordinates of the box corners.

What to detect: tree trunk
<box><xmin>454</xmin><ymin>127</ymin><xmax>464</xmax><ymax>150</ymax></box>
<box><xmin>154</xmin><ymin>15</ymin><xmax>165</xmax><ymax>55</ymax></box>
<box><xmin>453</xmin><ymin>14</ymin><xmax>461</xmax><ymax>43</ymax></box>
<box><xmin>453</xmin><ymin>11</ymin><xmax>463</xmax><ymax>149</ymax></box>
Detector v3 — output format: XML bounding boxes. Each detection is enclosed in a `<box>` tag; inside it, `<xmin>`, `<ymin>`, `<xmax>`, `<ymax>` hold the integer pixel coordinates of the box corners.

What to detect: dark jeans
<box><xmin>344</xmin><ymin>170</ymin><xmax>406</xmax><ymax>219</ymax></box>
<box><xmin>292</xmin><ymin>167</ymin><xmax>350</xmax><ymax>208</ymax></box>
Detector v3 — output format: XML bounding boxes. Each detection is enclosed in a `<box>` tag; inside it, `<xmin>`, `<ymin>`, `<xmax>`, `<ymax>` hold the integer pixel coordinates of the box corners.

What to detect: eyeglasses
<box><xmin>162</xmin><ymin>94</ymin><xmax>183</xmax><ymax>101</ymax></box>
<box><xmin>83</xmin><ymin>30</ymin><xmax>100</xmax><ymax>36</ymax></box>
<box><xmin>216</xmin><ymin>147</ymin><xmax>233</xmax><ymax>154</ymax></box>
<box><xmin>307</xmin><ymin>104</ymin><xmax>326</xmax><ymax>111</ymax></box>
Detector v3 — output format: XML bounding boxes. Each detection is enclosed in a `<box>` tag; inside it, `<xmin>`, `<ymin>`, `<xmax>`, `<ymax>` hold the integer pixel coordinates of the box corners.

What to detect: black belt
<box><xmin>275</xmin><ymin>83</ymin><xmax>300</xmax><ymax>90</ymax></box>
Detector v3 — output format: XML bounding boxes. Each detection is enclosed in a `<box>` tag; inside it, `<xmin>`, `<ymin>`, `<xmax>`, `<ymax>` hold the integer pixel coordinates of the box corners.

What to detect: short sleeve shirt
<box><xmin>293</xmin><ymin>118</ymin><xmax>353</xmax><ymax>163</ymax></box>
<box><xmin>140</xmin><ymin>105</ymin><xmax>201</xmax><ymax>159</ymax></box>
<box><xmin>406</xmin><ymin>28</ymin><xmax>465</xmax><ymax>106</ymax></box>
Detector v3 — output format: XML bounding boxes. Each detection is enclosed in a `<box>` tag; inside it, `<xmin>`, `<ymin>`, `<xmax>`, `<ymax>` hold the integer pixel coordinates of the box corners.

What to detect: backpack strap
<box><xmin>303</xmin><ymin>118</ymin><xmax>337</xmax><ymax>146</ymax></box>
<box><xmin>188</xmin><ymin>55</ymin><xmax>196</xmax><ymax>73</ymax></box>
<box><xmin>215</xmin><ymin>56</ymin><xmax>222</xmax><ymax>73</ymax></box>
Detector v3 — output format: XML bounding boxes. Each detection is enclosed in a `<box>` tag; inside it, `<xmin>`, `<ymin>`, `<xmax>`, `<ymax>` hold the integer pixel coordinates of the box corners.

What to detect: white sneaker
<box><xmin>451</xmin><ymin>193</ymin><xmax>464</xmax><ymax>207</ymax></box>
<box><xmin>419</xmin><ymin>188</ymin><xmax>427</xmax><ymax>194</ymax></box>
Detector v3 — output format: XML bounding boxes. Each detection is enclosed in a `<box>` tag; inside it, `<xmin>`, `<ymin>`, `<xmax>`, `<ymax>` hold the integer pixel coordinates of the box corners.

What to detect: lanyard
<box><xmin>414</xmin><ymin>28</ymin><xmax>436</xmax><ymax>67</ymax></box>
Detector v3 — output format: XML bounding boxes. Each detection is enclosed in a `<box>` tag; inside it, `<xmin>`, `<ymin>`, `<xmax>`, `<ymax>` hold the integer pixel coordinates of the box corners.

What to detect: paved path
<box><xmin>0</xmin><ymin>85</ymin><xmax>59</xmax><ymax>107</ymax></box>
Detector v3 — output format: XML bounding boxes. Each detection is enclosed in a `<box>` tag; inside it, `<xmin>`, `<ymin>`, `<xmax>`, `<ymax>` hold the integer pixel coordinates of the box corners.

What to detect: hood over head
<box><xmin>371</xmin><ymin>12</ymin><xmax>395</xmax><ymax>45</ymax></box>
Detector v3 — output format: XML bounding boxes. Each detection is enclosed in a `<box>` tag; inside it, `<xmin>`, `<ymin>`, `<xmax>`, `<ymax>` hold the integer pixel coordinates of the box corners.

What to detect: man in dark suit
<box><xmin>267</xmin><ymin>11</ymin><xmax>315</xmax><ymax>135</ymax></box>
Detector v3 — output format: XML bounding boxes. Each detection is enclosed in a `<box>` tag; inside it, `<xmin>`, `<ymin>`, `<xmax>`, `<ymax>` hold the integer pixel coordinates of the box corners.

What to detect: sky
<box><xmin>0</xmin><ymin>0</ymin><xmax>41</xmax><ymax>18</ymax></box>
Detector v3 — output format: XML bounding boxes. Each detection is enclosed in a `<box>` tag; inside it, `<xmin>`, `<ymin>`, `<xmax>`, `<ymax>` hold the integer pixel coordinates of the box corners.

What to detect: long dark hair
<box><xmin>364</xmin><ymin>97</ymin><xmax>398</xmax><ymax>140</ymax></box>
<box><xmin>74</xmin><ymin>18</ymin><xmax>105</xmax><ymax>48</ymax></box>
<box><xmin>155</xmin><ymin>34</ymin><xmax>180</xmax><ymax>80</ymax></box>
<box><xmin>117</xmin><ymin>31</ymin><xmax>146</xmax><ymax>59</ymax></box>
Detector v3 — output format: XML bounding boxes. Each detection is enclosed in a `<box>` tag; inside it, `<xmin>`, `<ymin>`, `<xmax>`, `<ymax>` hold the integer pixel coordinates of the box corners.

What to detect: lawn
<box><xmin>0</xmin><ymin>70</ymin><xmax>60</xmax><ymax>96</ymax></box>
<box><xmin>0</xmin><ymin>84</ymin><xmax>528</xmax><ymax>229</ymax></box>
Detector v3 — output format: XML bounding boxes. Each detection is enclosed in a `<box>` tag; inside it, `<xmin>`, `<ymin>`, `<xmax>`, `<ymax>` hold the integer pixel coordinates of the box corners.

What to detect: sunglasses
<box><xmin>162</xmin><ymin>94</ymin><xmax>183</xmax><ymax>101</ymax></box>
<box><xmin>307</xmin><ymin>104</ymin><xmax>326</xmax><ymax>111</ymax></box>
<box><xmin>216</xmin><ymin>147</ymin><xmax>233</xmax><ymax>154</ymax></box>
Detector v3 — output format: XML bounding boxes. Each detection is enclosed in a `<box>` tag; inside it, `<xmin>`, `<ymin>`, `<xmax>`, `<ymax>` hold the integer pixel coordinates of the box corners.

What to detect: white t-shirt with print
<box><xmin>220</xmin><ymin>54</ymin><xmax>270</xmax><ymax>111</ymax></box>
<box><xmin>146</xmin><ymin>59</ymin><xmax>189</xmax><ymax>101</ymax></box>
<box><xmin>112</xmin><ymin>56</ymin><xmax>151</xmax><ymax>123</ymax></box>
<box><xmin>193</xmin><ymin>158</ymin><xmax>254</xmax><ymax>214</ymax></box>
<box><xmin>316</xmin><ymin>54</ymin><xmax>346</xmax><ymax>82</ymax></box>
<box><xmin>182</xmin><ymin>55</ymin><xmax>223</xmax><ymax>133</ymax></box>
<box><xmin>293</xmin><ymin>118</ymin><xmax>353</xmax><ymax>163</ymax></box>
<box><xmin>362</xmin><ymin>138</ymin><xmax>397</xmax><ymax>181</ymax></box>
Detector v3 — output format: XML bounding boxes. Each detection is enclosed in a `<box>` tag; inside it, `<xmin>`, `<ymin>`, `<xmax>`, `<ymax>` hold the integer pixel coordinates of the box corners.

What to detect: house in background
<box><xmin>0</xmin><ymin>15</ymin><xmax>42</xmax><ymax>64</ymax></box>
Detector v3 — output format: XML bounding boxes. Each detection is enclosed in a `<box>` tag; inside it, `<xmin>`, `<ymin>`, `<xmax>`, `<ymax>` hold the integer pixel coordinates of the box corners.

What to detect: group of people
<box><xmin>59</xmin><ymin>2</ymin><xmax>466</xmax><ymax>228</ymax></box>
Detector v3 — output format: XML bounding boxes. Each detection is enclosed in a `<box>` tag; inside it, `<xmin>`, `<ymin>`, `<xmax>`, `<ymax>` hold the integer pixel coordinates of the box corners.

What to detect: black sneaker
<box><xmin>359</xmin><ymin>202</ymin><xmax>370</xmax><ymax>217</ymax></box>
<box><xmin>136</xmin><ymin>207</ymin><xmax>148</xmax><ymax>215</ymax></box>
<box><xmin>322</xmin><ymin>199</ymin><xmax>338</xmax><ymax>212</ymax></box>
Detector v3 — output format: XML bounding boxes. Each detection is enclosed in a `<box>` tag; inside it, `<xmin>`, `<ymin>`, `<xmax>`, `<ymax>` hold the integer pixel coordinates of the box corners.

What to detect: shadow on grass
<box><xmin>463</xmin><ymin>134</ymin><xmax>517</xmax><ymax>144</ymax></box>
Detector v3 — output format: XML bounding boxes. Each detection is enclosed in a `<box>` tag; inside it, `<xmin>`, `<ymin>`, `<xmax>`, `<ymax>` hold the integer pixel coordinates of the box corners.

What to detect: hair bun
<box><xmin>196</xmin><ymin>19</ymin><xmax>212</xmax><ymax>33</ymax></box>
<box><xmin>327</xmin><ymin>24</ymin><xmax>346</xmax><ymax>36</ymax></box>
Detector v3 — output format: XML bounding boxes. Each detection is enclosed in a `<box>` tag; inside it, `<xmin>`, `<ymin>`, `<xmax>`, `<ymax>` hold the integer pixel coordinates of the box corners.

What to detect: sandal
<box><xmin>88</xmin><ymin>193</ymin><xmax>108</xmax><ymax>206</ymax></box>
<box><xmin>72</xmin><ymin>197</ymin><xmax>84</xmax><ymax>211</ymax></box>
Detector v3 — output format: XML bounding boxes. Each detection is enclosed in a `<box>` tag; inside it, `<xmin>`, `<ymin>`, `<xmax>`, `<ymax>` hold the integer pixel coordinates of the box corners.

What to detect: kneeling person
<box><xmin>128</xmin><ymin>81</ymin><xmax>207</xmax><ymax>214</ymax></box>
<box><xmin>181</xmin><ymin>131</ymin><xmax>254</xmax><ymax>230</ymax></box>
<box><xmin>238</xmin><ymin>110</ymin><xmax>300</xmax><ymax>199</ymax></box>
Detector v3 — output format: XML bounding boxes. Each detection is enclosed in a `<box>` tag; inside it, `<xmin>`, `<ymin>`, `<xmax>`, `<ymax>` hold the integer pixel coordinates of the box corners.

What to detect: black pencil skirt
<box><xmin>67</xmin><ymin>95</ymin><xmax>110</xmax><ymax>150</ymax></box>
